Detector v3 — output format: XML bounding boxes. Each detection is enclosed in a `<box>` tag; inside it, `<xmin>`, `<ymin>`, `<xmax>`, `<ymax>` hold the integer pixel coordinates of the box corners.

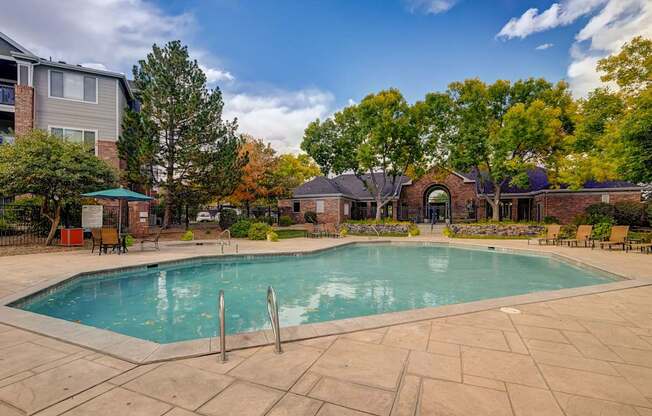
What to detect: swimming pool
<box><xmin>15</xmin><ymin>243</ymin><xmax>614</xmax><ymax>343</ymax></box>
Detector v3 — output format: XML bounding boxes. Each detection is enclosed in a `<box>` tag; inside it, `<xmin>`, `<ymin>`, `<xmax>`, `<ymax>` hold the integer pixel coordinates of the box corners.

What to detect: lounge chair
<box><xmin>627</xmin><ymin>242</ymin><xmax>652</xmax><ymax>254</ymax></box>
<box><xmin>304</xmin><ymin>223</ymin><xmax>321</xmax><ymax>238</ymax></box>
<box><xmin>538</xmin><ymin>224</ymin><xmax>561</xmax><ymax>245</ymax></box>
<box><xmin>99</xmin><ymin>228</ymin><xmax>120</xmax><ymax>255</ymax></box>
<box><xmin>140</xmin><ymin>227</ymin><xmax>163</xmax><ymax>250</ymax></box>
<box><xmin>598</xmin><ymin>225</ymin><xmax>629</xmax><ymax>250</ymax></box>
<box><xmin>323</xmin><ymin>223</ymin><xmax>340</xmax><ymax>238</ymax></box>
<box><xmin>559</xmin><ymin>225</ymin><xmax>593</xmax><ymax>248</ymax></box>
<box><xmin>90</xmin><ymin>228</ymin><xmax>102</xmax><ymax>253</ymax></box>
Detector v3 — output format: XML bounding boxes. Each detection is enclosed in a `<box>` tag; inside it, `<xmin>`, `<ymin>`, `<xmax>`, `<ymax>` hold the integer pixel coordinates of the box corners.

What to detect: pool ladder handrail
<box><xmin>218</xmin><ymin>290</ymin><xmax>227</xmax><ymax>362</ymax></box>
<box><xmin>218</xmin><ymin>229</ymin><xmax>231</xmax><ymax>246</ymax></box>
<box><xmin>267</xmin><ymin>286</ymin><xmax>283</xmax><ymax>353</ymax></box>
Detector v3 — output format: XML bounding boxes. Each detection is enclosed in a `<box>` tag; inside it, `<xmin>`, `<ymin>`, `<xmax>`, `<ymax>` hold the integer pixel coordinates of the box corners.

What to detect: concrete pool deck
<box><xmin>1</xmin><ymin>236</ymin><xmax>652</xmax><ymax>415</ymax></box>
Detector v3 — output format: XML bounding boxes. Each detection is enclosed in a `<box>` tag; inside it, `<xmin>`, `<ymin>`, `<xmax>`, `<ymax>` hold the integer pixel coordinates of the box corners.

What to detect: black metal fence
<box><xmin>0</xmin><ymin>203</ymin><xmax>50</xmax><ymax>246</ymax></box>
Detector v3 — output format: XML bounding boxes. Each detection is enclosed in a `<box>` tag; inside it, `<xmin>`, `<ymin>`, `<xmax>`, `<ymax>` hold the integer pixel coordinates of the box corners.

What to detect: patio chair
<box><xmin>627</xmin><ymin>242</ymin><xmax>652</xmax><ymax>254</ymax></box>
<box><xmin>90</xmin><ymin>228</ymin><xmax>102</xmax><ymax>253</ymax></box>
<box><xmin>538</xmin><ymin>224</ymin><xmax>561</xmax><ymax>245</ymax></box>
<box><xmin>559</xmin><ymin>225</ymin><xmax>593</xmax><ymax>248</ymax></box>
<box><xmin>323</xmin><ymin>223</ymin><xmax>340</xmax><ymax>238</ymax></box>
<box><xmin>598</xmin><ymin>225</ymin><xmax>629</xmax><ymax>250</ymax></box>
<box><xmin>304</xmin><ymin>223</ymin><xmax>321</xmax><ymax>238</ymax></box>
<box><xmin>140</xmin><ymin>227</ymin><xmax>163</xmax><ymax>250</ymax></box>
<box><xmin>99</xmin><ymin>228</ymin><xmax>120</xmax><ymax>255</ymax></box>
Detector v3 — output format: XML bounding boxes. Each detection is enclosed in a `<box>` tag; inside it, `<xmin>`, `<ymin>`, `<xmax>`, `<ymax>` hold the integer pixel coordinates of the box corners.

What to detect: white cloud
<box><xmin>535</xmin><ymin>43</ymin><xmax>555</xmax><ymax>50</ymax></box>
<box><xmin>200</xmin><ymin>65</ymin><xmax>235</xmax><ymax>84</ymax></box>
<box><xmin>404</xmin><ymin>0</ymin><xmax>459</xmax><ymax>15</ymax></box>
<box><xmin>81</xmin><ymin>63</ymin><xmax>108</xmax><ymax>71</ymax></box>
<box><xmin>498</xmin><ymin>0</ymin><xmax>652</xmax><ymax>97</ymax></box>
<box><xmin>1</xmin><ymin>0</ymin><xmax>231</xmax><ymax>82</ymax></box>
<box><xmin>223</xmin><ymin>89</ymin><xmax>335</xmax><ymax>154</ymax></box>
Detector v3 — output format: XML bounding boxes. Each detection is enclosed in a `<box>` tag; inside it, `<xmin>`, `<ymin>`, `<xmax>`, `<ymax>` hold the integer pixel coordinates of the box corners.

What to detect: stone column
<box><xmin>511</xmin><ymin>198</ymin><xmax>519</xmax><ymax>221</ymax></box>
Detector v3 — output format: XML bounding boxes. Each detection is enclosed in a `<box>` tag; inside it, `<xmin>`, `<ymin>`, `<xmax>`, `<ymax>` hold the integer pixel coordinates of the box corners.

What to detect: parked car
<box><xmin>196</xmin><ymin>211</ymin><xmax>214</xmax><ymax>222</ymax></box>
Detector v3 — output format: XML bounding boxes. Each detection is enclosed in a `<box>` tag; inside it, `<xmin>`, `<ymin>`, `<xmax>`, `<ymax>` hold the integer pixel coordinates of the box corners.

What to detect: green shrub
<box><xmin>442</xmin><ymin>226</ymin><xmax>454</xmax><ymax>237</ymax></box>
<box><xmin>304</xmin><ymin>211</ymin><xmax>317</xmax><ymax>224</ymax></box>
<box><xmin>646</xmin><ymin>203</ymin><xmax>652</xmax><ymax>226</ymax></box>
<box><xmin>180</xmin><ymin>230</ymin><xmax>194</xmax><ymax>241</ymax></box>
<box><xmin>592</xmin><ymin>222</ymin><xmax>612</xmax><ymax>240</ymax></box>
<box><xmin>219</xmin><ymin>208</ymin><xmax>238</xmax><ymax>230</ymax></box>
<box><xmin>571</xmin><ymin>214</ymin><xmax>590</xmax><ymax>226</ymax></box>
<box><xmin>613</xmin><ymin>201</ymin><xmax>646</xmax><ymax>226</ymax></box>
<box><xmin>586</xmin><ymin>203</ymin><xmax>615</xmax><ymax>221</ymax></box>
<box><xmin>230</xmin><ymin>219</ymin><xmax>252</xmax><ymax>238</ymax></box>
<box><xmin>543</xmin><ymin>216</ymin><xmax>559</xmax><ymax>224</ymax></box>
<box><xmin>339</xmin><ymin>226</ymin><xmax>348</xmax><ymax>237</ymax></box>
<box><xmin>559</xmin><ymin>224</ymin><xmax>577</xmax><ymax>239</ymax></box>
<box><xmin>248</xmin><ymin>222</ymin><xmax>271</xmax><ymax>240</ymax></box>
<box><xmin>408</xmin><ymin>223</ymin><xmax>420</xmax><ymax>236</ymax></box>
<box><xmin>125</xmin><ymin>234</ymin><xmax>135</xmax><ymax>247</ymax></box>
<box><xmin>279</xmin><ymin>215</ymin><xmax>293</xmax><ymax>227</ymax></box>
<box><xmin>266</xmin><ymin>230</ymin><xmax>279</xmax><ymax>242</ymax></box>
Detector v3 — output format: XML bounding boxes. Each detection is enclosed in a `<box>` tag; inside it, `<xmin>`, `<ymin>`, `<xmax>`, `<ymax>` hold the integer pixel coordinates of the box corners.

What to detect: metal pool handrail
<box><xmin>267</xmin><ymin>286</ymin><xmax>282</xmax><ymax>353</ymax></box>
<box><xmin>218</xmin><ymin>290</ymin><xmax>227</xmax><ymax>362</ymax></box>
<box><xmin>218</xmin><ymin>229</ymin><xmax>231</xmax><ymax>246</ymax></box>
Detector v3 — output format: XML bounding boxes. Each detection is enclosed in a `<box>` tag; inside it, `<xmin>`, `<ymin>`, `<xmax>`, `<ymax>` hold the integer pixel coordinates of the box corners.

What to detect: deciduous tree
<box><xmin>0</xmin><ymin>131</ymin><xmax>117</xmax><ymax>245</ymax></box>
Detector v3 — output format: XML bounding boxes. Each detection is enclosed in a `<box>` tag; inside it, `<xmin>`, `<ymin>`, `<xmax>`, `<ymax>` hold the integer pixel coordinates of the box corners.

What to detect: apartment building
<box><xmin>0</xmin><ymin>31</ymin><xmax>134</xmax><ymax>170</ymax></box>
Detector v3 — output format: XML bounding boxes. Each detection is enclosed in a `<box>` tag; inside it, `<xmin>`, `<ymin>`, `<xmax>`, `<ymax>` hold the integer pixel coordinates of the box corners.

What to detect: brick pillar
<box><xmin>511</xmin><ymin>198</ymin><xmax>519</xmax><ymax>221</ymax></box>
<box><xmin>128</xmin><ymin>201</ymin><xmax>150</xmax><ymax>237</ymax></box>
<box><xmin>392</xmin><ymin>201</ymin><xmax>398</xmax><ymax>220</ymax></box>
<box><xmin>14</xmin><ymin>85</ymin><xmax>34</xmax><ymax>136</ymax></box>
<box><xmin>97</xmin><ymin>140</ymin><xmax>120</xmax><ymax>170</ymax></box>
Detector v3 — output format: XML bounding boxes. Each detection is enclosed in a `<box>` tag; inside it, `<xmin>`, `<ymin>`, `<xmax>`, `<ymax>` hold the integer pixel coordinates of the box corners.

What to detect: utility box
<box><xmin>60</xmin><ymin>228</ymin><xmax>84</xmax><ymax>246</ymax></box>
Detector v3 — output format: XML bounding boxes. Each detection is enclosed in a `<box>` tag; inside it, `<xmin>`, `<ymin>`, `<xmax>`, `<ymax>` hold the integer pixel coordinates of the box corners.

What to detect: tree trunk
<box><xmin>45</xmin><ymin>204</ymin><xmax>61</xmax><ymax>246</ymax></box>
<box><xmin>491</xmin><ymin>189</ymin><xmax>502</xmax><ymax>221</ymax></box>
<box><xmin>375</xmin><ymin>196</ymin><xmax>382</xmax><ymax>221</ymax></box>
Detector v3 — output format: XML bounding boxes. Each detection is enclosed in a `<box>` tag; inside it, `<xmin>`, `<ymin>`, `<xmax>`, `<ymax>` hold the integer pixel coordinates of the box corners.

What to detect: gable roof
<box><xmin>294</xmin><ymin>173</ymin><xmax>411</xmax><ymax>200</ymax></box>
<box><xmin>466</xmin><ymin>167</ymin><xmax>640</xmax><ymax>195</ymax></box>
<box><xmin>0</xmin><ymin>31</ymin><xmax>37</xmax><ymax>58</ymax></box>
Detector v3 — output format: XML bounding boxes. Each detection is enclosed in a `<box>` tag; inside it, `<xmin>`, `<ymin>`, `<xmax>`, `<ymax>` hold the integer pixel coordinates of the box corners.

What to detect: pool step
<box><xmin>417</xmin><ymin>223</ymin><xmax>447</xmax><ymax>236</ymax></box>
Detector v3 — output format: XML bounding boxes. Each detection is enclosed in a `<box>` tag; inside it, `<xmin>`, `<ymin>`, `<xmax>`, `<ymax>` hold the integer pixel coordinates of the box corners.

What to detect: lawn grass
<box><xmin>274</xmin><ymin>229</ymin><xmax>307</xmax><ymax>239</ymax></box>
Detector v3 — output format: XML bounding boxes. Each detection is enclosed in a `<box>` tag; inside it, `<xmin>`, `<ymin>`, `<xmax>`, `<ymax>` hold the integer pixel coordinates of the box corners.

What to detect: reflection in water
<box><xmin>20</xmin><ymin>244</ymin><xmax>613</xmax><ymax>343</ymax></box>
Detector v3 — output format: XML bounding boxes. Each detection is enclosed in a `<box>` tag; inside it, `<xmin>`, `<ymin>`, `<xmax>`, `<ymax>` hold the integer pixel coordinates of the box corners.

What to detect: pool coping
<box><xmin>0</xmin><ymin>240</ymin><xmax>649</xmax><ymax>364</ymax></box>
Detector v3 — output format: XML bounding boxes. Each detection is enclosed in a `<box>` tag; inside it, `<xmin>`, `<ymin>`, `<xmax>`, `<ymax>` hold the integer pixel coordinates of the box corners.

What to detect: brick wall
<box><xmin>14</xmin><ymin>85</ymin><xmax>33</xmax><ymax>136</ymax></box>
<box><xmin>128</xmin><ymin>201</ymin><xmax>150</xmax><ymax>237</ymax></box>
<box><xmin>97</xmin><ymin>140</ymin><xmax>120</xmax><ymax>170</ymax></box>
<box><xmin>536</xmin><ymin>191</ymin><xmax>641</xmax><ymax>224</ymax></box>
<box><xmin>278</xmin><ymin>197</ymin><xmax>342</xmax><ymax>224</ymax></box>
<box><xmin>401</xmin><ymin>170</ymin><xmax>478</xmax><ymax>221</ymax></box>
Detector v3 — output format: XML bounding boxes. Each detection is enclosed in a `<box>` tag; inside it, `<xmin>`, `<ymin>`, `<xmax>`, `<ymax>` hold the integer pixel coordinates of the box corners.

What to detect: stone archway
<box><xmin>423</xmin><ymin>184</ymin><xmax>451</xmax><ymax>223</ymax></box>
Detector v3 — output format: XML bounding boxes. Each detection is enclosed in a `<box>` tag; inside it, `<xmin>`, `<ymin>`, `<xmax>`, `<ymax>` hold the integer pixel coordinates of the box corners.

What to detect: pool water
<box><xmin>17</xmin><ymin>244</ymin><xmax>614</xmax><ymax>343</ymax></box>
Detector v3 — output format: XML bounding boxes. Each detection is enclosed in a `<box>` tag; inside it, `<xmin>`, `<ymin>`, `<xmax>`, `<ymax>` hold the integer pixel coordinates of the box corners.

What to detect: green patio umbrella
<box><xmin>82</xmin><ymin>188</ymin><xmax>153</xmax><ymax>235</ymax></box>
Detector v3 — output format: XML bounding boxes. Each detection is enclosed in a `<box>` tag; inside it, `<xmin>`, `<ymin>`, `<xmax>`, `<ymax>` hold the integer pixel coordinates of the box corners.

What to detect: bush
<box><xmin>571</xmin><ymin>214</ymin><xmax>590</xmax><ymax>226</ymax></box>
<box><xmin>559</xmin><ymin>224</ymin><xmax>577</xmax><ymax>239</ymax></box>
<box><xmin>219</xmin><ymin>208</ymin><xmax>238</xmax><ymax>230</ymax></box>
<box><xmin>248</xmin><ymin>222</ymin><xmax>271</xmax><ymax>240</ymax></box>
<box><xmin>592</xmin><ymin>222</ymin><xmax>612</xmax><ymax>240</ymax></box>
<box><xmin>230</xmin><ymin>219</ymin><xmax>252</xmax><ymax>238</ymax></box>
<box><xmin>125</xmin><ymin>234</ymin><xmax>135</xmax><ymax>247</ymax></box>
<box><xmin>267</xmin><ymin>230</ymin><xmax>279</xmax><ymax>242</ymax></box>
<box><xmin>339</xmin><ymin>226</ymin><xmax>348</xmax><ymax>237</ymax></box>
<box><xmin>543</xmin><ymin>216</ymin><xmax>559</xmax><ymax>224</ymax></box>
<box><xmin>586</xmin><ymin>203</ymin><xmax>615</xmax><ymax>221</ymax></box>
<box><xmin>279</xmin><ymin>215</ymin><xmax>293</xmax><ymax>227</ymax></box>
<box><xmin>304</xmin><ymin>211</ymin><xmax>317</xmax><ymax>224</ymax></box>
<box><xmin>613</xmin><ymin>201</ymin><xmax>646</xmax><ymax>226</ymax></box>
<box><xmin>646</xmin><ymin>203</ymin><xmax>652</xmax><ymax>226</ymax></box>
<box><xmin>180</xmin><ymin>230</ymin><xmax>194</xmax><ymax>241</ymax></box>
<box><xmin>408</xmin><ymin>223</ymin><xmax>420</xmax><ymax>236</ymax></box>
<box><xmin>442</xmin><ymin>226</ymin><xmax>454</xmax><ymax>237</ymax></box>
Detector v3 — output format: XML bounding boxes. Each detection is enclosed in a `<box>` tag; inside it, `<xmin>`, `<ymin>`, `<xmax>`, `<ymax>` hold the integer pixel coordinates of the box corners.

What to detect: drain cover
<box><xmin>500</xmin><ymin>307</ymin><xmax>522</xmax><ymax>314</ymax></box>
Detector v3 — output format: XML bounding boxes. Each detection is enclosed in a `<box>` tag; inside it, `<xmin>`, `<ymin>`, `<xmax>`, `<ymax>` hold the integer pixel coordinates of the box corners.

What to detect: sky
<box><xmin>2</xmin><ymin>0</ymin><xmax>651</xmax><ymax>153</ymax></box>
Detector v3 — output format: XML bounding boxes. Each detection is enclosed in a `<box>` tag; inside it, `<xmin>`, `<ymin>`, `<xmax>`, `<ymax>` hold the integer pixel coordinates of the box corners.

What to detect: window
<box><xmin>18</xmin><ymin>65</ymin><xmax>29</xmax><ymax>86</ymax></box>
<box><xmin>292</xmin><ymin>201</ymin><xmax>300</xmax><ymax>213</ymax></box>
<box><xmin>49</xmin><ymin>70</ymin><xmax>97</xmax><ymax>103</ymax></box>
<box><xmin>343</xmin><ymin>202</ymin><xmax>350</xmax><ymax>216</ymax></box>
<box><xmin>50</xmin><ymin>127</ymin><xmax>96</xmax><ymax>153</ymax></box>
<box><xmin>316</xmin><ymin>200</ymin><xmax>325</xmax><ymax>213</ymax></box>
<box><xmin>601</xmin><ymin>194</ymin><xmax>610</xmax><ymax>203</ymax></box>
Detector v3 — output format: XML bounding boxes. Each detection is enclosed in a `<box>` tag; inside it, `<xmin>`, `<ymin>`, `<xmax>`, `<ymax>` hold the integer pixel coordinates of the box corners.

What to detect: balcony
<box><xmin>0</xmin><ymin>85</ymin><xmax>15</xmax><ymax>106</ymax></box>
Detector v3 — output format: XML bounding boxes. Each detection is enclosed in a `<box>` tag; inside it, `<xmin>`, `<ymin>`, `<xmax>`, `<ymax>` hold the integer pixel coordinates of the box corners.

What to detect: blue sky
<box><xmin>4</xmin><ymin>0</ymin><xmax>651</xmax><ymax>152</ymax></box>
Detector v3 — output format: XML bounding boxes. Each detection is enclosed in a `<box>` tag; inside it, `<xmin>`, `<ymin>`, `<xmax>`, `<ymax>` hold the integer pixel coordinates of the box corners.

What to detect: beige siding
<box><xmin>33</xmin><ymin>66</ymin><xmax>126</xmax><ymax>140</ymax></box>
<box><xmin>117</xmin><ymin>80</ymin><xmax>127</xmax><ymax>139</ymax></box>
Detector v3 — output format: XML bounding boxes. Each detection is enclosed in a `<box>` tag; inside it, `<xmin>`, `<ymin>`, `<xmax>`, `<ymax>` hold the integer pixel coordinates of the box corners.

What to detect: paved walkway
<box><xmin>1</xmin><ymin>237</ymin><xmax>652</xmax><ymax>415</ymax></box>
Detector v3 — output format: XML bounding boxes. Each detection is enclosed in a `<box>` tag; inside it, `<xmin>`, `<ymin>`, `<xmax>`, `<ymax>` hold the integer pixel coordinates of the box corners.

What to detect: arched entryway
<box><xmin>423</xmin><ymin>184</ymin><xmax>451</xmax><ymax>223</ymax></box>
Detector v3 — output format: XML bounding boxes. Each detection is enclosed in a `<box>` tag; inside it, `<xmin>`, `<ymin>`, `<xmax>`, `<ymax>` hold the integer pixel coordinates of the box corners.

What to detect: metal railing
<box><xmin>218</xmin><ymin>290</ymin><xmax>227</xmax><ymax>362</ymax></box>
<box><xmin>267</xmin><ymin>286</ymin><xmax>282</xmax><ymax>353</ymax></box>
<box><xmin>218</xmin><ymin>229</ymin><xmax>231</xmax><ymax>246</ymax></box>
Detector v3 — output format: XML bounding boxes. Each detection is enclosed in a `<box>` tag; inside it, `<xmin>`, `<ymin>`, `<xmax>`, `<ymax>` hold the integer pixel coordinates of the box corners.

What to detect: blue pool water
<box><xmin>17</xmin><ymin>244</ymin><xmax>614</xmax><ymax>343</ymax></box>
